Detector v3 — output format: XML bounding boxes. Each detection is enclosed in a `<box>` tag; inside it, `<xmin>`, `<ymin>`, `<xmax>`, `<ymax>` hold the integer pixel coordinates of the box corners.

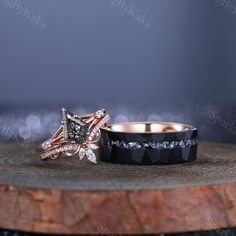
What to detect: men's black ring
<box><xmin>99</xmin><ymin>122</ymin><xmax>198</xmax><ymax>165</ymax></box>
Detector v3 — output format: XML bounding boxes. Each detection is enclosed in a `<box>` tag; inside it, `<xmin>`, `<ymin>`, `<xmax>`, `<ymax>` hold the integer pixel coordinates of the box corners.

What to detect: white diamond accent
<box><xmin>127</xmin><ymin>142</ymin><xmax>136</xmax><ymax>148</ymax></box>
<box><xmin>42</xmin><ymin>140</ymin><xmax>51</xmax><ymax>149</ymax></box>
<box><xmin>95</xmin><ymin>109</ymin><xmax>106</xmax><ymax>118</ymax></box>
<box><xmin>86</xmin><ymin>149</ymin><xmax>97</xmax><ymax>164</ymax></box>
<box><xmin>179</xmin><ymin>140</ymin><xmax>185</xmax><ymax>148</ymax></box>
<box><xmin>88</xmin><ymin>144</ymin><xmax>99</xmax><ymax>150</ymax></box>
<box><xmin>79</xmin><ymin>148</ymin><xmax>86</xmax><ymax>160</ymax></box>
<box><xmin>143</xmin><ymin>143</ymin><xmax>149</xmax><ymax>148</ymax></box>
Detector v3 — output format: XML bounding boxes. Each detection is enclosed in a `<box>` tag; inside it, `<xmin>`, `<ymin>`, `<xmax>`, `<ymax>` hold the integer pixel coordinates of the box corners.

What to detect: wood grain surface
<box><xmin>0</xmin><ymin>142</ymin><xmax>236</xmax><ymax>234</ymax></box>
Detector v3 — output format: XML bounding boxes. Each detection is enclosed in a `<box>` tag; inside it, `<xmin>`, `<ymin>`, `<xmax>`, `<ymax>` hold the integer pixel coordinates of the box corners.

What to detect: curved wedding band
<box><xmin>37</xmin><ymin>108</ymin><xmax>110</xmax><ymax>163</ymax></box>
<box><xmin>99</xmin><ymin>122</ymin><xmax>198</xmax><ymax>165</ymax></box>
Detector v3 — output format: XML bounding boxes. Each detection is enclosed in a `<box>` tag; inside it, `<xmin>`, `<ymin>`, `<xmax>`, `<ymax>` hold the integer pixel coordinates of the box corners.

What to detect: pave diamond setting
<box><xmin>42</xmin><ymin>140</ymin><xmax>51</xmax><ymax>150</ymax></box>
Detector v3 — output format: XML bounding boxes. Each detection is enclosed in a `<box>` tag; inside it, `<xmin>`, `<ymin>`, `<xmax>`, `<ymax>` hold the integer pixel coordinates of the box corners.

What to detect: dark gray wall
<box><xmin>0</xmin><ymin>0</ymin><xmax>235</xmax><ymax>104</ymax></box>
<box><xmin>0</xmin><ymin>0</ymin><xmax>235</xmax><ymax>142</ymax></box>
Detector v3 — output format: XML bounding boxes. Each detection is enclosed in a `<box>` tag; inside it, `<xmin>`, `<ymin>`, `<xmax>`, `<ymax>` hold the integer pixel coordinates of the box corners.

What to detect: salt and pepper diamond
<box><xmin>107</xmin><ymin>139</ymin><xmax>198</xmax><ymax>150</ymax></box>
<box><xmin>62</xmin><ymin>108</ymin><xmax>89</xmax><ymax>144</ymax></box>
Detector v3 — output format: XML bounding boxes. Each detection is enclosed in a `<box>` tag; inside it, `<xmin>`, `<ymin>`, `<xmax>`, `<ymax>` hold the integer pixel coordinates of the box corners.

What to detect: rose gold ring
<box><xmin>37</xmin><ymin>108</ymin><xmax>110</xmax><ymax>163</ymax></box>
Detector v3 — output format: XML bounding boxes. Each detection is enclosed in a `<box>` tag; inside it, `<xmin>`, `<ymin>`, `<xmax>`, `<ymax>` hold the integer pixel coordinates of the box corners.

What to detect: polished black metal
<box><xmin>99</xmin><ymin>122</ymin><xmax>198</xmax><ymax>165</ymax></box>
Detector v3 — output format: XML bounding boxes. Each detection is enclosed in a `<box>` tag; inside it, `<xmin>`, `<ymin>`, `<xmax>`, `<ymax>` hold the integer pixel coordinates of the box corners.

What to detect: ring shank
<box><xmin>108</xmin><ymin>122</ymin><xmax>194</xmax><ymax>133</ymax></box>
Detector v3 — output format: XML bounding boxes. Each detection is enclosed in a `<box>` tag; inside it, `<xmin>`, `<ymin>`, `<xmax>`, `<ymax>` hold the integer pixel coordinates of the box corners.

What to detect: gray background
<box><xmin>0</xmin><ymin>0</ymin><xmax>235</xmax><ymax>143</ymax></box>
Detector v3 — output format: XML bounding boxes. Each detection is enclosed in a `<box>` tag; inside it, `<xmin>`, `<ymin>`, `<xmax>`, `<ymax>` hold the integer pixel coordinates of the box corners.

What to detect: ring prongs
<box><xmin>38</xmin><ymin>108</ymin><xmax>110</xmax><ymax>163</ymax></box>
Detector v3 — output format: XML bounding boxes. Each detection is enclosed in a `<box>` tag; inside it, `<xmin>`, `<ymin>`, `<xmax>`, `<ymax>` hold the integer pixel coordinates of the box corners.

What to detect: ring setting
<box><xmin>38</xmin><ymin>111</ymin><xmax>198</xmax><ymax>165</ymax></box>
<box><xmin>38</xmin><ymin>108</ymin><xmax>110</xmax><ymax>163</ymax></box>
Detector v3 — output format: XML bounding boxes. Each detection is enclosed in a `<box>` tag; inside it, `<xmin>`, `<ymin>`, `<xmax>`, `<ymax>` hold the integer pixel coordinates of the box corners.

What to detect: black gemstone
<box><xmin>63</xmin><ymin>109</ymin><xmax>89</xmax><ymax>144</ymax></box>
<box><xmin>67</xmin><ymin>120</ymin><xmax>88</xmax><ymax>144</ymax></box>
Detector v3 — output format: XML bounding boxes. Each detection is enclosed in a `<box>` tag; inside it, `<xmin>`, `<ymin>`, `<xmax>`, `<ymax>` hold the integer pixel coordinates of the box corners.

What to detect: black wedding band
<box><xmin>99</xmin><ymin>122</ymin><xmax>198</xmax><ymax>165</ymax></box>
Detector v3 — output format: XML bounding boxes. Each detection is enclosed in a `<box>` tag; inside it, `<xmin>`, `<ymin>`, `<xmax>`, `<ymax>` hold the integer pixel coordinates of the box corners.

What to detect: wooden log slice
<box><xmin>0</xmin><ymin>142</ymin><xmax>235</xmax><ymax>234</ymax></box>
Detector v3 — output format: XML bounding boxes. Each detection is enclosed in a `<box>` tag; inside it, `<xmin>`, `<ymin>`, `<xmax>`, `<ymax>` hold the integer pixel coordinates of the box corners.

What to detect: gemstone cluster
<box><xmin>104</xmin><ymin>139</ymin><xmax>198</xmax><ymax>150</ymax></box>
<box><xmin>66</xmin><ymin>119</ymin><xmax>88</xmax><ymax>144</ymax></box>
<box><xmin>63</xmin><ymin>109</ymin><xmax>89</xmax><ymax>144</ymax></box>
